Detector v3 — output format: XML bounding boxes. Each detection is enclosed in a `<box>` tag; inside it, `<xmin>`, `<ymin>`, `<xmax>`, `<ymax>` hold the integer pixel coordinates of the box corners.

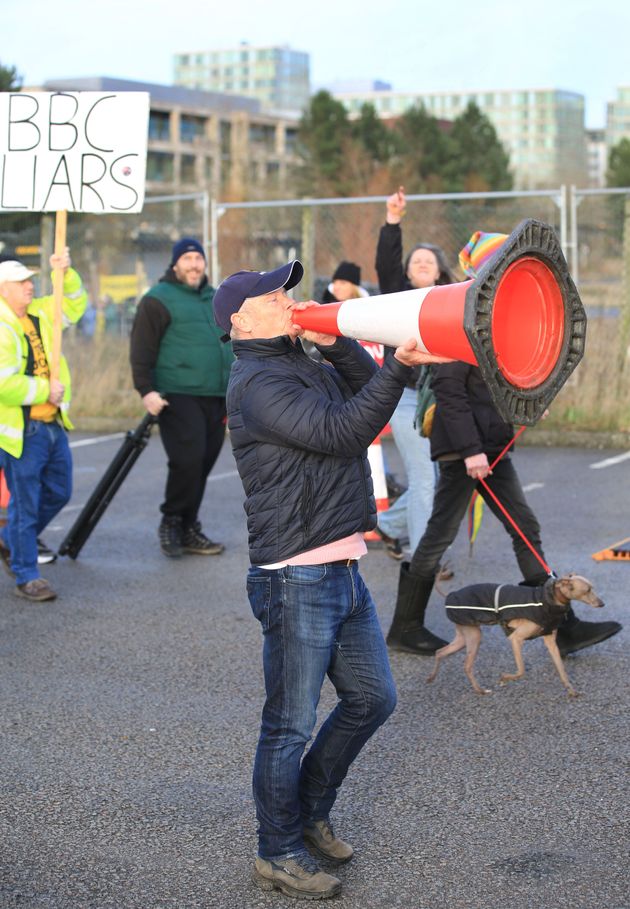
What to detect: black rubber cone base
<box><xmin>464</xmin><ymin>219</ymin><xmax>586</xmax><ymax>426</ymax></box>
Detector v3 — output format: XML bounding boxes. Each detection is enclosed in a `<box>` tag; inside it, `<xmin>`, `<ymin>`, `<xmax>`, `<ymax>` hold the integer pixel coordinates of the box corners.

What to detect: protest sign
<box><xmin>0</xmin><ymin>90</ymin><xmax>150</xmax><ymax>379</ymax></box>
<box><xmin>0</xmin><ymin>91</ymin><xmax>150</xmax><ymax>213</ymax></box>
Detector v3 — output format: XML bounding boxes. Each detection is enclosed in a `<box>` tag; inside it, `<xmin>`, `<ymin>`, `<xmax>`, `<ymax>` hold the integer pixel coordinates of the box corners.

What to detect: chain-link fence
<box><xmin>564</xmin><ymin>186</ymin><xmax>630</xmax><ymax>431</ymax></box>
<box><xmin>1</xmin><ymin>187</ymin><xmax>629</xmax><ymax>429</ymax></box>
<box><xmin>211</xmin><ymin>190</ymin><xmax>566</xmax><ymax>297</ymax></box>
<box><xmin>210</xmin><ymin>187</ymin><xmax>630</xmax><ymax>432</ymax></box>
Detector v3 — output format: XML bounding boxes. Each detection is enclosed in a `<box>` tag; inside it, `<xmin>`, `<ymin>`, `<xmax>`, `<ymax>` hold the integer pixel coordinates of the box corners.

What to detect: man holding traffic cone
<box><xmin>212</xmin><ymin>260</ymin><xmax>448</xmax><ymax>900</ymax></box>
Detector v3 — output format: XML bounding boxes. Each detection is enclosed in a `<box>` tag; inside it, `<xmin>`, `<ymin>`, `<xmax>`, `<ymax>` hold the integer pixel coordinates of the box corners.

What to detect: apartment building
<box><xmin>586</xmin><ymin>128</ymin><xmax>607</xmax><ymax>187</ymax></box>
<box><xmin>173</xmin><ymin>43</ymin><xmax>310</xmax><ymax>115</ymax></box>
<box><xmin>606</xmin><ymin>85</ymin><xmax>630</xmax><ymax>150</ymax></box>
<box><xmin>332</xmin><ymin>86</ymin><xmax>588</xmax><ymax>190</ymax></box>
<box><xmin>41</xmin><ymin>77</ymin><xmax>300</xmax><ymax>198</ymax></box>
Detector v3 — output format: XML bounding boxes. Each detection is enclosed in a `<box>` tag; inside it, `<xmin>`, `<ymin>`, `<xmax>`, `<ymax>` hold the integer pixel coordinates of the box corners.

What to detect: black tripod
<box><xmin>59</xmin><ymin>413</ymin><xmax>157</xmax><ymax>559</ymax></box>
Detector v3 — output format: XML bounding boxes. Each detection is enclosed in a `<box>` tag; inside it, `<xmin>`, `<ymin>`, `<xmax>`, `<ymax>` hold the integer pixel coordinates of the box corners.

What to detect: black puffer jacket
<box><xmin>430</xmin><ymin>361</ymin><xmax>515</xmax><ymax>461</ymax></box>
<box><xmin>228</xmin><ymin>335</ymin><xmax>411</xmax><ymax>565</ymax></box>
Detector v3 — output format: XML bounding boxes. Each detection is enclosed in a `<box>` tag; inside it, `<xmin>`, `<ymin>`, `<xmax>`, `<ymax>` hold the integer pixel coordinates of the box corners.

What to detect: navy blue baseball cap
<box><xmin>213</xmin><ymin>260</ymin><xmax>304</xmax><ymax>335</ymax></box>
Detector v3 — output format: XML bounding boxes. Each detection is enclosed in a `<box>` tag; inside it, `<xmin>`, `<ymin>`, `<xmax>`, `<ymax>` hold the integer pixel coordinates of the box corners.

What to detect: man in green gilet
<box><xmin>130</xmin><ymin>238</ymin><xmax>233</xmax><ymax>557</ymax></box>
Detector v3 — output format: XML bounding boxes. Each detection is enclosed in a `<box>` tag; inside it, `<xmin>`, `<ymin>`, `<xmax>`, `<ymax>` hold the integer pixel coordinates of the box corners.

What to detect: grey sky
<box><xmin>6</xmin><ymin>0</ymin><xmax>629</xmax><ymax>128</ymax></box>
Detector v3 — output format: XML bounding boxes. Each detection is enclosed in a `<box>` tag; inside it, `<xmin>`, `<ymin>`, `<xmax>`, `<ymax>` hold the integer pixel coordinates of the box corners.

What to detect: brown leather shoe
<box><xmin>253</xmin><ymin>854</ymin><xmax>341</xmax><ymax>899</ymax></box>
<box><xmin>15</xmin><ymin>578</ymin><xmax>57</xmax><ymax>602</ymax></box>
<box><xmin>303</xmin><ymin>819</ymin><xmax>354</xmax><ymax>865</ymax></box>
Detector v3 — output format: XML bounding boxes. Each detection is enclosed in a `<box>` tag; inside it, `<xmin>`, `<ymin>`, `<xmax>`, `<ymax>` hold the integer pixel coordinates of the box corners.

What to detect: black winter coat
<box><xmin>375</xmin><ymin>222</ymin><xmax>411</xmax><ymax>296</ymax></box>
<box><xmin>375</xmin><ymin>222</ymin><xmax>418</xmax><ymax>389</ymax></box>
<box><xmin>227</xmin><ymin>335</ymin><xmax>411</xmax><ymax>565</ymax></box>
<box><xmin>430</xmin><ymin>361</ymin><xmax>515</xmax><ymax>462</ymax></box>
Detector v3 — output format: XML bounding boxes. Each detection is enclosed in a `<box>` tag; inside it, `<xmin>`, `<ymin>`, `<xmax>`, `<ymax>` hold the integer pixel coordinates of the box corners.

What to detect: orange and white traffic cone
<box><xmin>364</xmin><ymin>433</ymin><xmax>389</xmax><ymax>542</ymax></box>
<box><xmin>291</xmin><ymin>218</ymin><xmax>586</xmax><ymax>429</ymax></box>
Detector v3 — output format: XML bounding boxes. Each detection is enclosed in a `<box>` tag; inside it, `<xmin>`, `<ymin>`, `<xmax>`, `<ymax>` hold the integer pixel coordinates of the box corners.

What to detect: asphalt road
<box><xmin>1</xmin><ymin>432</ymin><xmax>628</xmax><ymax>909</ymax></box>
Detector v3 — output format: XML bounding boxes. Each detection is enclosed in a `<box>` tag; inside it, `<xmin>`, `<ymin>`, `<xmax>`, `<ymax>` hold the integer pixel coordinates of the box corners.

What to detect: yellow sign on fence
<box><xmin>99</xmin><ymin>274</ymin><xmax>139</xmax><ymax>304</ymax></box>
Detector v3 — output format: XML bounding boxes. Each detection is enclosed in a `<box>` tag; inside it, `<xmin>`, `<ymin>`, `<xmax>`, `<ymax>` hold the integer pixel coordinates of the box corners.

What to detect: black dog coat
<box><xmin>445</xmin><ymin>580</ymin><xmax>569</xmax><ymax>637</ymax></box>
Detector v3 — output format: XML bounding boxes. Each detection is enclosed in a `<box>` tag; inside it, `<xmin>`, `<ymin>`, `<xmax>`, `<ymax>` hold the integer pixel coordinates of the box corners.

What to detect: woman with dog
<box><xmin>384</xmin><ymin>231</ymin><xmax>622</xmax><ymax>659</ymax></box>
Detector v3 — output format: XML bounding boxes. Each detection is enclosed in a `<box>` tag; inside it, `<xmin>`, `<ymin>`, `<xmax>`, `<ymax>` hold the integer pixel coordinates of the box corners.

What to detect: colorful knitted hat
<box><xmin>458</xmin><ymin>231</ymin><xmax>508</xmax><ymax>278</ymax></box>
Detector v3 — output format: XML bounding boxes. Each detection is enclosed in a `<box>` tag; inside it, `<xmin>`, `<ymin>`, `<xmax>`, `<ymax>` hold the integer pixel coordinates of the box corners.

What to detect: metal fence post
<box><xmin>557</xmin><ymin>184</ymin><xmax>567</xmax><ymax>256</ymax></box>
<box><xmin>621</xmin><ymin>195</ymin><xmax>630</xmax><ymax>368</ymax></box>
<box><xmin>569</xmin><ymin>184</ymin><xmax>580</xmax><ymax>285</ymax></box>
<box><xmin>210</xmin><ymin>197</ymin><xmax>220</xmax><ymax>287</ymax></box>
<box><xmin>201</xmin><ymin>190</ymin><xmax>209</xmax><ymax>266</ymax></box>
<box><xmin>300</xmin><ymin>204</ymin><xmax>315</xmax><ymax>299</ymax></box>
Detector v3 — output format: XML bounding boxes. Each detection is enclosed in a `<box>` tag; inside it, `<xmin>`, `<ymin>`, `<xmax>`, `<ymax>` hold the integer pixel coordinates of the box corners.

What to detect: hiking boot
<box><xmin>253</xmin><ymin>853</ymin><xmax>341</xmax><ymax>900</ymax></box>
<box><xmin>37</xmin><ymin>538</ymin><xmax>57</xmax><ymax>565</ymax></box>
<box><xmin>303</xmin><ymin>819</ymin><xmax>354</xmax><ymax>865</ymax></box>
<box><xmin>0</xmin><ymin>537</ymin><xmax>13</xmax><ymax>577</ymax></box>
<box><xmin>376</xmin><ymin>526</ymin><xmax>403</xmax><ymax>561</ymax></box>
<box><xmin>182</xmin><ymin>521</ymin><xmax>224</xmax><ymax>555</ymax></box>
<box><xmin>15</xmin><ymin>578</ymin><xmax>57</xmax><ymax>602</ymax></box>
<box><xmin>556</xmin><ymin>618</ymin><xmax>621</xmax><ymax>657</ymax></box>
<box><xmin>158</xmin><ymin>516</ymin><xmax>183</xmax><ymax>558</ymax></box>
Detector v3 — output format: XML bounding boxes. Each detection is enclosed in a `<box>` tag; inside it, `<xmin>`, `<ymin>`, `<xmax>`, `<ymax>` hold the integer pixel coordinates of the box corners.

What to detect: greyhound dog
<box><xmin>426</xmin><ymin>575</ymin><xmax>605</xmax><ymax>697</ymax></box>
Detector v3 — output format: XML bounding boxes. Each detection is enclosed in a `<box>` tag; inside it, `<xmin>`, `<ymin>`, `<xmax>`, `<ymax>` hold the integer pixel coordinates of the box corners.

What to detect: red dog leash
<box><xmin>478</xmin><ymin>425</ymin><xmax>554</xmax><ymax>578</ymax></box>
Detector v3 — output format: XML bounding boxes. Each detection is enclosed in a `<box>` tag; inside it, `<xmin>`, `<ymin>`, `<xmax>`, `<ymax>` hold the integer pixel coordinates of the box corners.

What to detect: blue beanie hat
<box><xmin>171</xmin><ymin>237</ymin><xmax>205</xmax><ymax>265</ymax></box>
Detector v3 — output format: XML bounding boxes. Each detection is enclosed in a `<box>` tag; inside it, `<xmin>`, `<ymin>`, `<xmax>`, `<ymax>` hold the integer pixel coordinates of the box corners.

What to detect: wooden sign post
<box><xmin>50</xmin><ymin>209</ymin><xmax>67</xmax><ymax>383</ymax></box>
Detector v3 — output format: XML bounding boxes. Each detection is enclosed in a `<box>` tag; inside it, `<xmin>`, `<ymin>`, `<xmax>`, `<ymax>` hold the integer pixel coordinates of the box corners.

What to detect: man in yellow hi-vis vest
<box><xmin>0</xmin><ymin>249</ymin><xmax>87</xmax><ymax>601</ymax></box>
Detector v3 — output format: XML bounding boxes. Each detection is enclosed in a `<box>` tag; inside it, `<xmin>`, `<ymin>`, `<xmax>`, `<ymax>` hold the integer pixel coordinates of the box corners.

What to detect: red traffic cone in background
<box><xmin>0</xmin><ymin>469</ymin><xmax>9</xmax><ymax>527</ymax></box>
<box><xmin>364</xmin><ymin>434</ymin><xmax>389</xmax><ymax>542</ymax></box>
<box><xmin>0</xmin><ymin>470</ymin><xmax>9</xmax><ymax>508</ymax></box>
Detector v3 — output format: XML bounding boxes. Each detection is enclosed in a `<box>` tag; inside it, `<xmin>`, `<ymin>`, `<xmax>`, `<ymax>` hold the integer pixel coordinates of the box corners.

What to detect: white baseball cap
<box><xmin>0</xmin><ymin>260</ymin><xmax>38</xmax><ymax>283</ymax></box>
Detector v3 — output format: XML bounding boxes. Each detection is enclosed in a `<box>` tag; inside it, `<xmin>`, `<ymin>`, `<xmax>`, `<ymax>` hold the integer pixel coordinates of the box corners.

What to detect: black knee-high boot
<box><xmin>386</xmin><ymin>562</ymin><xmax>447</xmax><ymax>654</ymax></box>
<box><xmin>555</xmin><ymin>604</ymin><xmax>621</xmax><ymax>657</ymax></box>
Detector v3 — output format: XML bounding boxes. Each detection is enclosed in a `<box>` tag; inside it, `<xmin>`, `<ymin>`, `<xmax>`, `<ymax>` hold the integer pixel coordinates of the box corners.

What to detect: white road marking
<box><xmin>590</xmin><ymin>450</ymin><xmax>630</xmax><ymax>469</ymax></box>
<box><xmin>207</xmin><ymin>470</ymin><xmax>239</xmax><ymax>482</ymax></box>
<box><xmin>70</xmin><ymin>433</ymin><xmax>125</xmax><ymax>448</ymax></box>
<box><xmin>55</xmin><ymin>437</ymin><xmax>238</xmax><ymax>520</ymax></box>
<box><xmin>522</xmin><ymin>482</ymin><xmax>545</xmax><ymax>492</ymax></box>
<box><xmin>56</xmin><ymin>463</ymin><xmax>238</xmax><ymax>520</ymax></box>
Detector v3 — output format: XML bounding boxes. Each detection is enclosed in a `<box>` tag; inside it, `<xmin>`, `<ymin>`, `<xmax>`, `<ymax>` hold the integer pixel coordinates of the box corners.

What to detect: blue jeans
<box><xmin>378</xmin><ymin>388</ymin><xmax>435</xmax><ymax>551</ymax></box>
<box><xmin>0</xmin><ymin>421</ymin><xmax>72</xmax><ymax>585</ymax></box>
<box><xmin>247</xmin><ymin>562</ymin><xmax>397</xmax><ymax>859</ymax></box>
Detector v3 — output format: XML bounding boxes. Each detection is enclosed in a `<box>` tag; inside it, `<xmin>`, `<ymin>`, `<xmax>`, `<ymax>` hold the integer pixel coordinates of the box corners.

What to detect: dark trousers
<box><xmin>408</xmin><ymin>457</ymin><xmax>549</xmax><ymax>584</ymax></box>
<box><xmin>157</xmin><ymin>394</ymin><xmax>226</xmax><ymax>528</ymax></box>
